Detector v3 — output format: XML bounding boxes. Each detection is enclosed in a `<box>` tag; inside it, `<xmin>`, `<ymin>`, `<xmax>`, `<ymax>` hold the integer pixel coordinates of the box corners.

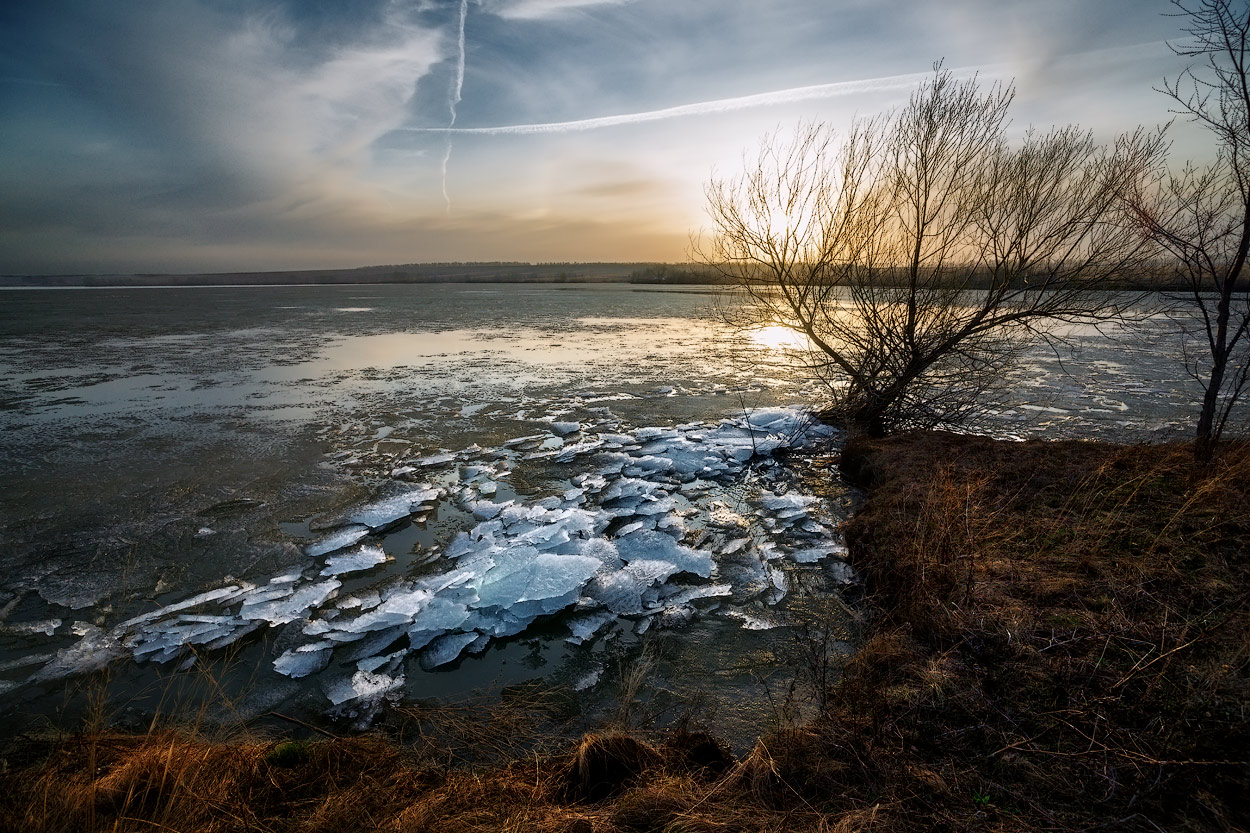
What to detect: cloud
<box><xmin>0</xmin><ymin>0</ymin><xmax>447</xmax><ymax>269</ymax></box>
<box><xmin>487</xmin><ymin>0</ymin><xmax>639</xmax><ymax>21</ymax></box>
<box><xmin>396</xmin><ymin>38</ymin><xmax>1178</xmax><ymax>138</ymax></box>
<box><xmin>398</xmin><ymin>67</ymin><xmax>960</xmax><ymax>135</ymax></box>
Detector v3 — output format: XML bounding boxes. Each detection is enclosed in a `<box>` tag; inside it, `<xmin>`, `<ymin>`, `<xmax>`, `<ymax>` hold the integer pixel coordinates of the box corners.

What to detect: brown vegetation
<box><xmin>3</xmin><ymin>435</ymin><xmax>1247</xmax><ymax>831</ymax></box>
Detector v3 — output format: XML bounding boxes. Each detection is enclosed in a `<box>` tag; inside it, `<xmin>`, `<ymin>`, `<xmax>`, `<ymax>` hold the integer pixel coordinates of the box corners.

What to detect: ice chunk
<box><xmin>722</xmin><ymin>537</ymin><xmax>750</xmax><ymax>555</ymax></box>
<box><xmin>787</xmin><ymin>541</ymin><xmax>847</xmax><ymax>563</ymax></box>
<box><xmin>615</xmin><ymin>530</ymin><xmax>714</xmax><ymax>579</ymax></box>
<box><xmin>350</xmin><ymin>488</ymin><xmax>439</xmax><ymax>530</ymax></box>
<box><xmin>1</xmin><ymin>619</ymin><xmax>61</xmax><ymax>636</ymax></box>
<box><xmin>321</xmin><ymin>546</ymin><xmax>387</xmax><ymax>577</ymax></box>
<box><xmin>239</xmin><ymin>579</ymin><xmax>340</xmax><ymax>625</ymax></box>
<box><xmin>584</xmin><ymin>559</ymin><xmax>678</xmax><ymax>614</ymax></box>
<box><xmin>411</xmin><ymin>452</ymin><xmax>456</xmax><ymax>468</ymax></box>
<box><xmin>274</xmin><ymin>643</ymin><xmax>334</xmax><ymax>678</ymax></box>
<box><xmin>576</xmin><ymin>537</ymin><xmax>622</xmax><ymax>568</ymax></box>
<box><xmin>475</xmin><ymin>550</ymin><xmax>600</xmax><ymax>610</ymax></box>
<box><xmin>408</xmin><ymin>597</ymin><xmax>470</xmax><ymax>634</ymax></box>
<box><xmin>767</xmin><ymin>565</ymin><xmax>789</xmax><ymax>604</ymax></box>
<box><xmin>325</xmin><ymin>669</ymin><xmax>404</xmax><ymax>706</ymax></box>
<box><xmin>723</xmin><ymin>607</ymin><xmax>780</xmax><ymax>630</ymax></box>
<box><xmin>469</xmin><ymin>499</ymin><xmax>510</xmax><ymax>520</ymax></box>
<box><xmin>419</xmin><ymin>631</ymin><xmax>480</xmax><ymax>669</ymax></box>
<box><xmin>306</xmin><ymin>525</ymin><xmax>370</xmax><ymax>557</ymax></box>
<box><xmin>660</xmin><ymin>583</ymin><xmax>733</xmax><ymax>606</ymax></box>
<box><xmin>337</xmin><ymin>590</ymin><xmax>380</xmax><ymax>611</ymax></box>
<box><xmin>566</xmin><ymin>610</ymin><xmax>615</xmax><ymax>644</ymax></box>
<box><xmin>825</xmin><ymin>561</ymin><xmax>857</xmax><ymax>585</ymax></box>
<box><xmin>573</xmin><ymin>667</ymin><xmax>602</xmax><ymax>691</ymax></box>
<box><xmin>550</xmin><ymin>421</ymin><xmax>581</xmax><ymax>435</ymax></box>
<box><xmin>554</xmin><ymin>439</ymin><xmax>604</xmax><ymax>462</ymax></box>
<box><xmin>32</xmin><ymin>624</ymin><xmax>122</xmax><ymax>681</ymax></box>
<box><xmin>615</xmin><ymin>518</ymin><xmax>655</xmax><ymax>537</ymax></box>
<box><xmin>120</xmin><ymin>585</ymin><xmax>250</xmax><ymax>629</ymax></box>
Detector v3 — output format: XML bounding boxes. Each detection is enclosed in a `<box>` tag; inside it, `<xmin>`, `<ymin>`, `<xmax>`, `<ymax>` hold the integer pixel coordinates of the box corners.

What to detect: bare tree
<box><xmin>699</xmin><ymin>68</ymin><xmax>1161</xmax><ymax>435</ymax></box>
<box><xmin>1129</xmin><ymin>0</ymin><xmax>1250</xmax><ymax>465</ymax></box>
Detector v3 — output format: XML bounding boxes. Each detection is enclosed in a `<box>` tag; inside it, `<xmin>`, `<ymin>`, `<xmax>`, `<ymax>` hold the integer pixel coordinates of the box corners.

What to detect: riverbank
<box><xmin>2</xmin><ymin>433</ymin><xmax>1246</xmax><ymax>832</ymax></box>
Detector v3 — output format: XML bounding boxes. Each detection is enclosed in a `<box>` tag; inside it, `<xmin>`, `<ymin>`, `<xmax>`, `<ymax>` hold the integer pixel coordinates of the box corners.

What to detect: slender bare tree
<box><xmin>700</xmin><ymin>67</ymin><xmax>1162</xmax><ymax>435</ymax></box>
<box><xmin>1129</xmin><ymin>0</ymin><xmax>1250</xmax><ymax>465</ymax></box>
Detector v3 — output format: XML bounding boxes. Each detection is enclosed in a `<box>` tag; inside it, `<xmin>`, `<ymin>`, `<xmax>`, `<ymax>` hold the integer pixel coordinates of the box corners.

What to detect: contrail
<box><xmin>400</xmin><ymin>39</ymin><xmax>1174</xmax><ymax>138</ymax></box>
<box><xmin>441</xmin><ymin>0</ymin><xmax>469</xmax><ymax>212</ymax></box>
<box><xmin>409</xmin><ymin>68</ymin><xmax>956</xmax><ymax>137</ymax></box>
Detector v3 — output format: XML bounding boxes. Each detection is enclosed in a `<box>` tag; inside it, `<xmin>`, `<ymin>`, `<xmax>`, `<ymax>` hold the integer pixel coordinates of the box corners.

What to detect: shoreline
<box><xmin>3</xmin><ymin>432</ymin><xmax>1247</xmax><ymax>831</ymax></box>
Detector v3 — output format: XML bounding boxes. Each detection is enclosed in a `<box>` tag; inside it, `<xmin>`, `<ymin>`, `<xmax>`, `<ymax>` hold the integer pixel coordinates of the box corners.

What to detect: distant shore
<box><xmin>0</xmin><ymin>262</ymin><xmax>725</xmax><ymax>288</ymax></box>
<box><xmin>3</xmin><ymin>262</ymin><xmax>1232</xmax><ymax>292</ymax></box>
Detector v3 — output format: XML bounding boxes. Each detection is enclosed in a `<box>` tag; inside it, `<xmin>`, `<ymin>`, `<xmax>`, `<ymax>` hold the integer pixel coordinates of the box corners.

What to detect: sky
<box><xmin>0</xmin><ymin>0</ymin><xmax>1208</xmax><ymax>275</ymax></box>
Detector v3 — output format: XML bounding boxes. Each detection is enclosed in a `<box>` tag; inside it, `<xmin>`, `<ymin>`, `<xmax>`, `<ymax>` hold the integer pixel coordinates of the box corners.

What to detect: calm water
<box><xmin>0</xmin><ymin>283</ymin><xmax>1201</xmax><ymax>743</ymax></box>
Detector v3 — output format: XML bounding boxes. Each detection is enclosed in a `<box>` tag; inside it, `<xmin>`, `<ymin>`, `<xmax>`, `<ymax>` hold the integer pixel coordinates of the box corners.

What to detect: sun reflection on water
<box><xmin>749</xmin><ymin>325</ymin><xmax>809</xmax><ymax>351</ymax></box>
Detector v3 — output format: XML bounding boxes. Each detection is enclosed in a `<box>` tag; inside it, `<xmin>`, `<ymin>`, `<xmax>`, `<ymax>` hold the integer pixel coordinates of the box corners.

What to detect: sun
<box><xmin>749</xmin><ymin>325</ymin><xmax>809</xmax><ymax>351</ymax></box>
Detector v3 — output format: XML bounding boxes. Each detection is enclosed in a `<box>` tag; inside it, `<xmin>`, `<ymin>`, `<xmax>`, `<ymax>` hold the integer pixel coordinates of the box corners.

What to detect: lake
<box><xmin>0</xmin><ymin>283</ymin><xmax>1200</xmax><ymax>744</ymax></box>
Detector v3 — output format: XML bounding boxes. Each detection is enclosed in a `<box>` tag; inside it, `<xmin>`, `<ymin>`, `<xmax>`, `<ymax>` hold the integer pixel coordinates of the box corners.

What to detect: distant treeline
<box><xmin>0</xmin><ymin>261</ymin><xmax>1231</xmax><ymax>291</ymax></box>
<box><xmin>0</xmin><ymin>262</ymin><xmax>730</xmax><ymax>288</ymax></box>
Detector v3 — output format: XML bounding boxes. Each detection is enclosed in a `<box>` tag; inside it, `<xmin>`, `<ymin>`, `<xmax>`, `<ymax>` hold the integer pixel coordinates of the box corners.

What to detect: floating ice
<box><xmin>825</xmin><ymin>561</ymin><xmax>857</xmax><ymax>585</ymax></box>
<box><xmin>325</xmin><ymin>668</ymin><xmax>404</xmax><ymax>707</ymax></box>
<box><xmin>566</xmin><ymin>610</ymin><xmax>616</xmax><ymax>644</ymax></box>
<box><xmin>32</xmin><ymin>624</ymin><xmax>123</xmax><ymax>681</ymax></box>
<box><xmin>14</xmin><ymin>405</ymin><xmax>851</xmax><ymax>720</ymax></box>
<box><xmin>274</xmin><ymin>643</ymin><xmax>334</xmax><ymax>678</ymax></box>
<box><xmin>321</xmin><ymin>546</ymin><xmax>388</xmax><ymax>577</ymax></box>
<box><xmin>476</xmin><ymin>550</ymin><xmax>600</xmax><ymax>610</ymax></box>
<box><xmin>419</xmin><ymin>631</ymin><xmax>480</xmax><ymax>669</ymax></box>
<box><xmin>573</xmin><ymin>667</ymin><xmax>602</xmax><ymax>691</ymax></box>
<box><xmin>411</xmin><ymin>452</ymin><xmax>456</xmax><ymax>468</ymax></box>
<box><xmin>349</xmin><ymin>487</ymin><xmax>439</xmax><ymax>530</ymax></box>
<box><xmin>306</xmin><ymin>526</ymin><xmax>370</xmax><ymax>557</ymax></box>
<box><xmin>239</xmin><ymin>579</ymin><xmax>340</xmax><ymax>625</ymax></box>
<box><xmin>616</xmin><ymin>530</ymin><xmax>714</xmax><ymax>579</ymax></box>
<box><xmin>1</xmin><ymin>619</ymin><xmax>61</xmax><ymax>636</ymax></box>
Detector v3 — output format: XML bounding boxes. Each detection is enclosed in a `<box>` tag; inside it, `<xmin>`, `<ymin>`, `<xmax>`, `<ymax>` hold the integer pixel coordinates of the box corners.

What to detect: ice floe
<box><xmin>22</xmin><ymin>405</ymin><xmax>853</xmax><ymax>723</ymax></box>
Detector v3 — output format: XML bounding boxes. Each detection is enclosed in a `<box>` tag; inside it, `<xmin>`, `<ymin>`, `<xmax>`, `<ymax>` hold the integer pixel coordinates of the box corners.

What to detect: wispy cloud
<box><xmin>488</xmin><ymin>0</ymin><xmax>639</xmax><ymax>21</ymax></box>
<box><xmin>399</xmin><ymin>68</ymin><xmax>958</xmax><ymax>135</ymax></box>
<box><xmin>398</xmin><ymin>38</ymin><xmax>1175</xmax><ymax>138</ymax></box>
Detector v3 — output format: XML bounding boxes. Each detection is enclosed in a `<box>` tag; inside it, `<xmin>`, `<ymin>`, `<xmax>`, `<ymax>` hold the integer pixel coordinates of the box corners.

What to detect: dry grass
<box><xmin>3</xmin><ymin>433</ymin><xmax>1247</xmax><ymax>831</ymax></box>
<box><xmin>832</xmin><ymin>432</ymin><xmax>1250</xmax><ymax>831</ymax></box>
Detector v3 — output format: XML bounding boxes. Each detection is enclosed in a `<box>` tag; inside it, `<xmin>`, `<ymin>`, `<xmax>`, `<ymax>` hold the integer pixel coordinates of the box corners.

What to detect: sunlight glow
<box><xmin>750</xmin><ymin>325</ymin><xmax>810</xmax><ymax>351</ymax></box>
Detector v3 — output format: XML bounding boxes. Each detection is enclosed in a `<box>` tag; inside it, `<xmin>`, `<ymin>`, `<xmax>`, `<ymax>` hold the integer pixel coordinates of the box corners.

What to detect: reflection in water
<box><xmin>749</xmin><ymin>325</ymin><xmax>811</xmax><ymax>351</ymax></box>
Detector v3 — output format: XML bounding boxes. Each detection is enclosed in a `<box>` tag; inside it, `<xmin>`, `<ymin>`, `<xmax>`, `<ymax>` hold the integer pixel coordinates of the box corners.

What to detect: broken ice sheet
<box><xmin>274</xmin><ymin>643</ymin><xmax>334</xmax><ymax>678</ymax></box>
<box><xmin>305</xmin><ymin>525</ymin><xmax>370</xmax><ymax>557</ymax></box>
<box><xmin>573</xmin><ymin>666</ymin><xmax>602</xmax><ymax>691</ymax></box>
<box><xmin>615</xmin><ymin>530</ymin><xmax>714</xmax><ymax>579</ymax></box>
<box><xmin>419</xmin><ymin>631</ymin><xmax>480</xmax><ymax>669</ymax></box>
<box><xmin>0</xmin><ymin>619</ymin><xmax>61</xmax><ymax>636</ymax></box>
<box><xmin>475</xmin><ymin>551</ymin><xmax>601</xmax><ymax>610</ymax></box>
<box><xmin>565</xmin><ymin>609</ymin><xmax>615</xmax><ymax>644</ymax></box>
<box><xmin>321</xmin><ymin>546</ymin><xmax>388</xmax><ymax>577</ymax></box>
<box><xmin>31</xmin><ymin>624</ymin><xmax>123</xmax><ymax>681</ymax></box>
<box><xmin>239</xmin><ymin>579</ymin><xmax>340</xmax><ymax>625</ymax></box>
<box><xmin>349</xmin><ymin>487</ymin><xmax>439</xmax><ymax>530</ymax></box>
<box><xmin>324</xmin><ymin>668</ymin><xmax>404</xmax><ymax>706</ymax></box>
